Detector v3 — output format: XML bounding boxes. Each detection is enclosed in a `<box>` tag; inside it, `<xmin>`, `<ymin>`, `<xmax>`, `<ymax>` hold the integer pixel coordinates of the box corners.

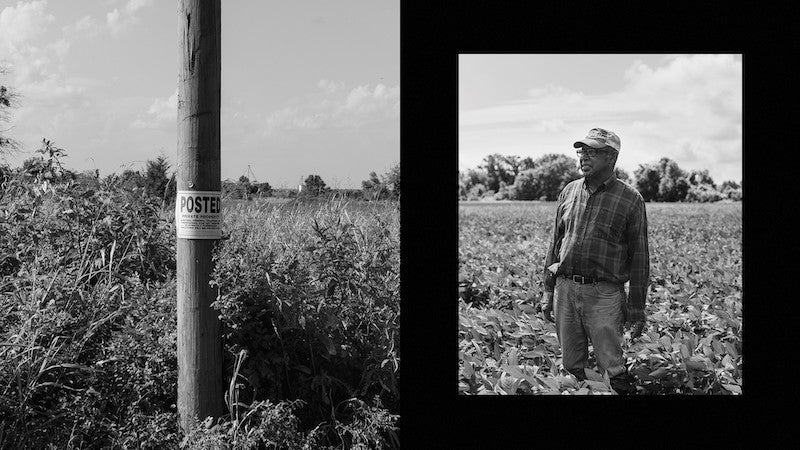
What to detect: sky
<box><xmin>0</xmin><ymin>0</ymin><xmax>399</xmax><ymax>189</ymax></box>
<box><xmin>459</xmin><ymin>54</ymin><xmax>742</xmax><ymax>184</ymax></box>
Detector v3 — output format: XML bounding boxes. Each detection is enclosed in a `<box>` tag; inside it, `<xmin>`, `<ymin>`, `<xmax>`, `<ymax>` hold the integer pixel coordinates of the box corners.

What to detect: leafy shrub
<box><xmin>181</xmin><ymin>398</ymin><xmax>310</xmax><ymax>450</ymax></box>
<box><xmin>143</xmin><ymin>156</ymin><xmax>177</xmax><ymax>206</ymax></box>
<box><xmin>211</xmin><ymin>199</ymin><xmax>400</xmax><ymax>446</ymax></box>
<box><xmin>0</xmin><ymin>172</ymin><xmax>175</xmax><ymax>285</ymax></box>
<box><xmin>1</xmin><ymin>164</ymin><xmax>400</xmax><ymax>447</ymax></box>
<box><xmin>685</xmin><ymin>184</ymin><xmax>723</xmax><ymax>202</ymax></box>
<box><xmin>0</xmin><ymin>168</ymin><xmax>181</xmax><ymax>447</ymax></box>
<box><xmin>0</xmin><ymin>269</ymin><xmax>181</xmax><ymax>448</ymax></box>
<box><xmin>725</xmin><ymin>188</ymin><xmax>742</xmax><ymax>201</ymax></box>
<box><xmin>182</xmin><ymin>395</ymin><xmax>398</xmax><ymax>449</ymax></box>
<box><xmin>465</xmin><ymin>183</ymin><xmax>488</xmax><ymax>200</ymax></box>
<box><xmin>302</xmin><ymin>174</ymin><xmax>330</xmax><ymax>197</ymax></box>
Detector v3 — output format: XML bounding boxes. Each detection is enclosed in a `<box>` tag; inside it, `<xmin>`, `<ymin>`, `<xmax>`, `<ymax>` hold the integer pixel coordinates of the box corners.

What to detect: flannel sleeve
<box><xmin>624</xmin><ymin>195</ymin><xmax>650</xmax><ymax>323</ymax></box>
<box><xmin>543</xmin><ymin>193</ymin><xmax>564</xmax><ymax>295</ymax></box>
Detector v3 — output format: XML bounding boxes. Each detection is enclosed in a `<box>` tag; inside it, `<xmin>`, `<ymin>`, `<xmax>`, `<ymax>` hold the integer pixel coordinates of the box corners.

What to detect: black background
<box><xmin>400</xmin><ymin>2</ymin><xmax>798</xmax><ymax>448</ymax></box>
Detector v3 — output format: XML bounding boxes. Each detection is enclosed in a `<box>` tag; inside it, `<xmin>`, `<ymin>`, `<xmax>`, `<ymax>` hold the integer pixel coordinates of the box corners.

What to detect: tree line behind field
<box><xmin>0</xmin><ymin>140</ymin><xmax>399</xmax><ymax>206</ymax></box>
<box><xmin>459</xmin><ymin>153</ymin><xmax>742</xmax><ymax>203</ymax></box>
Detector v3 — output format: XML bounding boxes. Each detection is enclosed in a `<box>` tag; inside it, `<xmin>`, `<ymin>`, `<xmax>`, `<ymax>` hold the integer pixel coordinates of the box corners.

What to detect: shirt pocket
<box><xmin>592</xmin><ymin>206</ymin><xmax>626</xmax><ymax>242</ymax></box>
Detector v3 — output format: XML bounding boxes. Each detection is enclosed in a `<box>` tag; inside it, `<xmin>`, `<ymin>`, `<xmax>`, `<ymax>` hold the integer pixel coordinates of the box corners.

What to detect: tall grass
<box><xmin>209</xmin><ymin>195</ymin><xmax>400</xmax><ymax>448</ymax></box>
<box><xmin>1</xmin><ymin>168</ymin><xmax>400</xmax><ymax>448</ymax></box>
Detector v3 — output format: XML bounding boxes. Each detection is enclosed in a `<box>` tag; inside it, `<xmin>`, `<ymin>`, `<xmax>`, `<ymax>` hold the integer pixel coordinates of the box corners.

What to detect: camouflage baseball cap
<box><xmin>573</xmin><ymin>128</ymin><xmax>621</xmax><ymax>152</ymax></box>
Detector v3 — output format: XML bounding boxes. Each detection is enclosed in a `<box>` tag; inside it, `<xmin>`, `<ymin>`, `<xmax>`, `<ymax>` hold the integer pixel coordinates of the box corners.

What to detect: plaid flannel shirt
<box><xmin>543</xmin><ymin>173</ymin><xmax>650</xmax><ymax>323</ymax></box>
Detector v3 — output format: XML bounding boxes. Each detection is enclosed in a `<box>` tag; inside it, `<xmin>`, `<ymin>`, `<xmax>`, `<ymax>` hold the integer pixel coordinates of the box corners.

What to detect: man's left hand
<box><xmin>625</xmin><ymin>321</ymin><xmax>645</xmax><ymax>339</ymax></box>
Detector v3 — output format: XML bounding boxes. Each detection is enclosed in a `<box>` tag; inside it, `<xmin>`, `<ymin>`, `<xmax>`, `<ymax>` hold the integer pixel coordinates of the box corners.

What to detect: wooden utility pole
<box><xmin>176</xmin><ymin>0</ymin><xmax>222</xmax><ymax>432</ymax></box>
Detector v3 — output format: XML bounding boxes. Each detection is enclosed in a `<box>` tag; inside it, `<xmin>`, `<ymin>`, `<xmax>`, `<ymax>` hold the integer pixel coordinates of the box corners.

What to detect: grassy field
<box><xmin>0</xmin><ymin>174</ymin><xmax>399</xmax><ymax>448</ymax></box>
<box><xmin>458</xmin><ymin>201</ymin><xmax>742</xmax><ymax>395</ymax></box>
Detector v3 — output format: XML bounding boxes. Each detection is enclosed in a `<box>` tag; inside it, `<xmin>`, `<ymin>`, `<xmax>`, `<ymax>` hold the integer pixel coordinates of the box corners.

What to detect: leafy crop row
<box><xmin>458</xmin><ymin>202</ymin><xmax>742</xmax><ymax>395</ymax></box>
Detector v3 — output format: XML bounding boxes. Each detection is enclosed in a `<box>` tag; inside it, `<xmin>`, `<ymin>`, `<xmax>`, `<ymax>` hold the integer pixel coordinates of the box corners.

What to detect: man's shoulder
<box><xmin>561</xmin><ymin>178</ymin><xmax>584</xmax><ymax>195</ymax></box>
<box><xmin>555</xmin><ymin>178</ymin><xmax>584</xmax><ymax>203</ymax></box>
<box><xmin>612</xmin><ymin>178</ymin><xmax>645</xmax><ymax>203</ymax></box>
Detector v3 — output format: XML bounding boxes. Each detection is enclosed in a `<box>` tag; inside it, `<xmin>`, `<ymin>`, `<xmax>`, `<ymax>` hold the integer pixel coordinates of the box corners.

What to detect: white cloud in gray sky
<box><xmin>106</xmin><ymin>0</ymin><xmax>153</xmax><ymax>36</ymax></box>
<box><xmin>459</xmin><ymin>54</ymin><xmax>742</xmax><ymax>182</ymax></box>
<box><xmin>133</xmin><ymin>80</ymin><xmax>399</xmax><ymax>136</ymax></box>
<box><xmin>262</xmin><ymin>82</ymin><xmax>399</xmax><ymax>135</ymax></box>
<box><xmin>0</xmin><ymin>1</ymin><xmax>88</xmax><ymax>115</ymax></box>
<box><xmin>0</xmin><ymin>1</ymin><xmax>54</xmax><ymax>53</ymax></box>
<box><xmin>130</xmin><ymin>87</ymin><xmax>177</xmax><ymax>129</ymax></box>
<box><xmin>63</xmin><ymin>15</ymin><xmax>101</xmax><ymax>39</ymax></box>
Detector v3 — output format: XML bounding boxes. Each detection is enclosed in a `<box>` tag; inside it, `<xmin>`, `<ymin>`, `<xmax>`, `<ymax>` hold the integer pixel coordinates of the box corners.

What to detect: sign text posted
<box><xmin>175</xmin><ymin>191</ymin><xmax>222</xmax><ymax>239</ymax></box>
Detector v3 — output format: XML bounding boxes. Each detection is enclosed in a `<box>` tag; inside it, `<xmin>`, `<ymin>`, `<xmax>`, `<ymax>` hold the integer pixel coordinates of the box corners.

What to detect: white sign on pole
<box><xmin>175</xmin><ymin>190</ymin><xmax>222</xmax><ymax>239</ymax></box>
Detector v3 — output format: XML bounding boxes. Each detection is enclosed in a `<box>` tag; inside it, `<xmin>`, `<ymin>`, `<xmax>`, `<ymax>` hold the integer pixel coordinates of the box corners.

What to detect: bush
<box><xmin>0</xmin><ymin>165</ymin><xmax>183</xmax><ymax>447</ymax></box>
<box><xmin>302</xmin><ymin>175</ymin><xmax>330</xmax><ymax>197</ymax></box>
<box><xmin>509</xmin><ymin>154</ymin><xmax>580</xmax><ymax>201</ymax></box>
<box><xmin>182</xmin><ymin>395</ymin><xmax>398</xmax><ymax>449</ymax></box>
<box><xmin>510</xmin><ymin>169</ymin><xmax>537</xmax><ymax>200</ymax></box>
<box><xmin>464</xmin><ymin>183</ymin><xmax>488</xmax><ymax>201</ymax></box>
<box><xmin>686</xmin><ymin>184</ymin><xmax>723</xmax><ymax>202</ymax></box>
<box><xmin>494</xmin><ymin>181</ymin><xmax>513</xmax><ymax>200</ymax></box>
<box><xmin>181</xmin><ymin>398</ymin><xmax>310</xmax><ymax>449</ymax></box>
<box><xmin>720</xmin><ymin>181</ymin><xmax>742</xmax><ymax>201</ymax></box>
<box><xmin>725</xmin><ymin>188</ymin><xmax>742</xmax><ymax>201</ymax></box>
<box><xmin>1</xmin><ymin>166</ymin><xmax>400</xmax><ymax>447</ymax></box>
<box><xmin>211</xmin><ymin>198</ymin><xmax>400</xmax><ymax>447</ymax></box>
<box><xmin>144</xmin><ymin>156</ymin><xmax>175</xmax><ymax>203</ymax></box>
<box><xmin>362</xmin><ymin>171</ymin><xmax>391</xmax><ymax>200</ymax></box>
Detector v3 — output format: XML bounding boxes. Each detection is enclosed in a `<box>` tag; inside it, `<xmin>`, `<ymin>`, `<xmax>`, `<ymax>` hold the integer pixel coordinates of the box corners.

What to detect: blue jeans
<box><xmin>553</xmin><ymin>276</ymin><xmax>626</xmax><ymax>379</ymax></box>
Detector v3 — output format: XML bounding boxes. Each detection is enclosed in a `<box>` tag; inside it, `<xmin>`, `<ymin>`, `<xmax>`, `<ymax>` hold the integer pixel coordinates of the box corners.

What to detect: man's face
<box><xmin>577</xmin><ymin>145</ymin><xmax>614</xmax><ymax>178</ymax></box>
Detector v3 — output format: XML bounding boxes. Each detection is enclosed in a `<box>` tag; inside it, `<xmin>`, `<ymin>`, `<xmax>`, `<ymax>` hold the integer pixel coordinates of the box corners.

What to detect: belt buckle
<box><xmin>572</xmin><ymin>275</ymin><xmax>584</xmax><ymax>284</ymax></box>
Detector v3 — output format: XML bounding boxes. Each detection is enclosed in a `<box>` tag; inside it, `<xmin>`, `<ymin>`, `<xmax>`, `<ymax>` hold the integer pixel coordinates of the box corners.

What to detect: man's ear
<box><xmin>609</xmin><ymin>152</ymin><xmax>618</xmax><ymax>167</ymax></box>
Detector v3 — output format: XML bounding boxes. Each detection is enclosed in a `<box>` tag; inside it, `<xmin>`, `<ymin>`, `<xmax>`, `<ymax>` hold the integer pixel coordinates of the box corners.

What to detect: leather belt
<box><xmin>562</xmin><ymin>274</ymin><xmax>601</xmax><ymax>284</ymax></box>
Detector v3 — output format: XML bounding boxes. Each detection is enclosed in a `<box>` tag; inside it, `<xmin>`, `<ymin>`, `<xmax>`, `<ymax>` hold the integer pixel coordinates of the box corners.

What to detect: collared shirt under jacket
<box><xmin>543</xmin><ymin>173</ymin><xmax>650</xmax><ymax>323</ymax></box>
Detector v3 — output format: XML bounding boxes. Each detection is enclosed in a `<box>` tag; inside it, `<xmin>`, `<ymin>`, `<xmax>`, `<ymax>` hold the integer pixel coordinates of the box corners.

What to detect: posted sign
<box><xmin>175</xmin><ymin>191</ymin><xmax>221</xmax><ymax>239</ymax></box>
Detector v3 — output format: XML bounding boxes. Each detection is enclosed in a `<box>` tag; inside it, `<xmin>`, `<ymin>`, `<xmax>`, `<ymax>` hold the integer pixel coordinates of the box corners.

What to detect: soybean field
<box><xmin>458</xmin><ymin>201</ymin><xmax>742</xmax><ymax>395</ymax></box>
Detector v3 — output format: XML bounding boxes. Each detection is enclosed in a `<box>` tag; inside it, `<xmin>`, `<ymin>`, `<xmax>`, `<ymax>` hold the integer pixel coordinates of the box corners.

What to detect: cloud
<box><xmin>147</xmin><ymin>88</ymin><xmax>178</xmax><ymax>120</ymax></box>
<box><xmin>63</xmin><ymin>15</ymin><xmax>100</xmax><ymax>39</ymax></box>
<box><xmin>106</xmin><ymin>0</ymin><xmax>154</xmax><ymax>35</ymax></box>
<box><xmin>0</xmin><ymin>1</ymin><xmax>55</xmax><ymax>54</ymax></box>
<box><xmin>0</xmin><ymin>1</ymin><xmax>90</xmax><ymax>111</ymax></box>
<box><xmin>532</xmin><ymin>119</ymin><xmax>567</xmax><ymax>133</ymax></box>
<box><xmin>105</xmin><ymin>9</ymin><xmax>122</xmax><ymax>33</ymax></box>
<box><xmin>623</xmin><ymin>54</ymin><xmax>741</xmax><ymax>116</ymax></box>
<box><xmin>262</xmin><ymin>82</ymin><xmax>399</xmax><ymax>136</ymax></box>
<box><xmin>133</xmin><ymin>81</ymin><xmax>398</xmax><ymax>136</ymax></box>
<box><xmin>459</xmin><ymin>54</ymin><xmax>742</xmax><ymax>181</ymax></box>
<box><xmin>342</xmin><ymin>83</ymin><xmax>399</xmax><ymax>114</ymax></box>
<box><xmin>131</xmin><ymin>87</ymin><xmax>177</xmax><ymax>129</ymax></box>
<box><xmin>462</xmin><ymin>55</ymin><xmax>740</xmax><ymax>130</ymax></box>
<box><xmin>48</xmin><ymin>38</ymin><xmax>69</xmax><ymax>59</ymax></box>
<box><xmin>527</xmin><ymin>84</ymin><xmax>583</xmax><ymax>101</ymax></box>
<box><xmin>460</xmin><ymin>84</ymin><xmax>591</xmax><ymax>128</ymax></box>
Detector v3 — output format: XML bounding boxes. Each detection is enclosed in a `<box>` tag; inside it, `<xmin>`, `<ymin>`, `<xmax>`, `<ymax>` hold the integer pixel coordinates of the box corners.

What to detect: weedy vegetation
<box><xmin>0</xmin><ymin>149</ymin><xmax>399</xmax><ymax>448</ymax></box>
<box><xmin>459</xmin><ymin>202</ymin><xmax>742</xmax><ymax>395</ymax></box>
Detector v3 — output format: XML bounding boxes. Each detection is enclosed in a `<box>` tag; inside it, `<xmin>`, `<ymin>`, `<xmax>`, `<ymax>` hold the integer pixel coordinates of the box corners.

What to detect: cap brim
<box><xmin>573</xmin><ymin>138</ymin><xmax>606</xmax><ymax>149</ymax></box>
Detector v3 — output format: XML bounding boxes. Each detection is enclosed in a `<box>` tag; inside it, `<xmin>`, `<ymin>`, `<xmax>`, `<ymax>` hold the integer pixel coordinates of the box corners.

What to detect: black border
<box><xmin>401</xmin><ymin>2</ymin><xmax>799</xmax><ymax>447</ymax></box>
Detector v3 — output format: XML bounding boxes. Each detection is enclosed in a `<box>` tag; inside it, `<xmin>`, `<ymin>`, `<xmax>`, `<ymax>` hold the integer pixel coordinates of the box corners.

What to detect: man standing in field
<box><xmin>541</xmin><ymin>127</ymin><xmax>649</xmax><ymax>395</ymax></box>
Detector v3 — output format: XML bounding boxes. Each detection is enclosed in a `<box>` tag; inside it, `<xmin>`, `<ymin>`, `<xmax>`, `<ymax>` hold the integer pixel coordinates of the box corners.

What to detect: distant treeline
<box><xmin>459</xmin><ymin>153</ymin><xmax>742</xmax><ymax>203</ymax></box>
<box><xmin>0</xmin><ymin>139</ymin><xmax>399</xmax><ymax>205</ymax></box>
